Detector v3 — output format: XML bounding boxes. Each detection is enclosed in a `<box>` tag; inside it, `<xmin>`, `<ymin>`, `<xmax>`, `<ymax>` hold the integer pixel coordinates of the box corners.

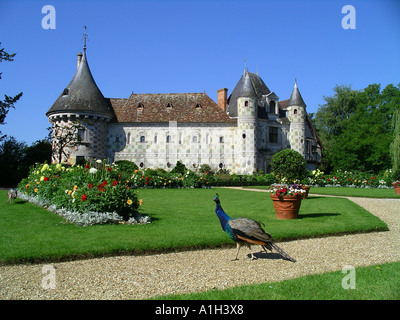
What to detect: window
<box><xmin>166</xmin><ymin>103</ymin><xmax>173</xmax><ymax>109</ymax></box>
<box><xmin>192</xmin><ymin>136</ymin><xmax>198</xmax><ymax>143</ymax></box>
<box><xmin>269</xmin><ymin>101</ymin><xmax>276</xmax><ymax>114</ymax></box>
<box><xmin>219</xmin><ymin>136</ymin><xmax>224</xmax><ymax>143</ymax></box>
<box><xmin>195</xmin><ymin>103</ymin><xmax>202</xmax><ymax>109</ymax></box>
<box><xmin>166</xmin><ymin>135</ymin><xmax>171</xmax><ymax>143</ymax></box>
<box><xmin>137</xmin><ymin>103</ymin><xmax>144</xmax><ymax>109</ymax></box>
<box><xmin>154</xmin><ymin>134</ymin><xmax>158</xmax><ymax>144</ymax></box>
<box><xmin>78</xmin><ymin>128</ymin><xmax>86</xmax><ymax>141</ymax></box>
<box><xmin>244</xmin><ymin>100</ymin><xmax>249</xmax><ymax>107</ymax></box>
<box><xmin>62</xmin><ymin>88</ymin><xmax>69</xmax><ymax>96</ymax></box>
<box><xmin>127</xmin><ymin>132</ymin><xmax>131</xmax><ymax>145</ymax></box>
<box><xmin>140</xmin><ymin>135</ymin><xmax>146</xmax><ymax>143</ymax></box>
<box><xmin>294</xmin><ymin>109</ymin><xmax>298</xmax><ymax>115</ymax></box>
<box><xmin>269</xmin><ymin>127</ymin><xmax>278</xmax><ymax>143</ymax></box>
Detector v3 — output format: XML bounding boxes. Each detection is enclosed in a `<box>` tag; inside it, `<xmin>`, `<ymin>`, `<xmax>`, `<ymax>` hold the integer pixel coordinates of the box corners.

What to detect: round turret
<box><xmin>287</xmin><ymin>79</ymin><xmax>306</xmax><ymax>157</ymax></box>
<box><xmin>46</xmin><ymin>41</ymin><xmax>115</xmax><ymax>164</ymax></box>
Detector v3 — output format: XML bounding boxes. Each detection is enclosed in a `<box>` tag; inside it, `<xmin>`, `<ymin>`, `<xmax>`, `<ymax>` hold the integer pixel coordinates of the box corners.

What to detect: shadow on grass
<box><xmin>299</xmin><ymin>213</ymin><xmax>341</xmax><ymax>219</ymax></box>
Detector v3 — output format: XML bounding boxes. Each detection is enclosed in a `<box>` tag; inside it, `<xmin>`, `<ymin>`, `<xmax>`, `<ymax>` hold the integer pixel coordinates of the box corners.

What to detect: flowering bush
<box><xmin>18</xmin><ymin>161</ymin><xmax>142</xmax><ymax>223</ymax></box>
<box><xmin>267</xmin><ymin>184</ymin><xmax>305</xmax><ymax>198</ymax></box>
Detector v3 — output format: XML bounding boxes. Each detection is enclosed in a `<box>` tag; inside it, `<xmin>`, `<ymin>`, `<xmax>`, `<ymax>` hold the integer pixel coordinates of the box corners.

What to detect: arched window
<box><xmin>244</xmin><ymin>100</ymin><xmax>249</xmax><ymax>107</ymax></box>
<box><xmin>269</xmin><ymin>101</ymin><xmax>276</xmax><ymax>114</ymax></box>
<box><xmin>166</xmin><ymin>135</ymin><xmax>171</xmax><ymax>143</ymax></box>
<box><xmin>140</xmin><ymin>135</ymin><xmax>146</xmax><ymax>143</ymax></box>
<box><xmin>294</xmin><ymin>109</ymin><xmax>298</xmax><ymax>115</ymax></box>
<box><xmin>127</xmin><ymin>132</ymin><xmax>131</xmax><ymax>144</ymax></box>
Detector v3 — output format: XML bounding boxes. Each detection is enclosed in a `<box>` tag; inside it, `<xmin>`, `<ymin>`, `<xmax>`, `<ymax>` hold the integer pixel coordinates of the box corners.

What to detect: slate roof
<box><xmin>109</xmin><ymin>92</ymin><xmax>235</xmax><ymax>124</ymax></box>
<box><xmin>226</xmin><ymin>70</ymin><xmax>271</xmax><ymax>118</ymax></box>
<box><xmin>46</xmin><ymin>50</ymin><xmax>116</xmax><ymax>119</ymax></box>
<box><xmin>287</xmin><ymin>80</ymin><xmax>306</xmax><ymax>108</ymax></box>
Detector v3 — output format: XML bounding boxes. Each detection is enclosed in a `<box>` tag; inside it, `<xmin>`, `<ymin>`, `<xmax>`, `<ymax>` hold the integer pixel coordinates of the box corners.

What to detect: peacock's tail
<box><xmin>270</xmin><ymin>242</ymin><xmax>296</xmax><ymax>263</ymax></box>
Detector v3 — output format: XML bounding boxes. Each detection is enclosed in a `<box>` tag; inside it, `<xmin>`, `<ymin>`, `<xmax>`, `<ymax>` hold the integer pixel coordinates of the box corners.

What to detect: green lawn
<box><xmin>153</xmin><ymin>261</ymin><xmax>400</xmax><ymax>300</ymax></box>
<box><xmin>247</xmin><ymin>186</ymin><xmax>400</xmax><ymax>198</ymax></box>
<box><xmin>0</xmin><ymin>188</ymin><xmax>388</xmax><ymax>264</ymax></box>
<box><xmin>310</xmin><ymin>187</ymin><xmax>400</xmax><ymax>198</ymax></box>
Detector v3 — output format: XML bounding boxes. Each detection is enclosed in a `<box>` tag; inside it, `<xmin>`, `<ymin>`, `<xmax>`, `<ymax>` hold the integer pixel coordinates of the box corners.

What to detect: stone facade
<box><xmin>46</xmin><ymin>47</ymin><xmax>322</xmax><ymax>173</ymax></box>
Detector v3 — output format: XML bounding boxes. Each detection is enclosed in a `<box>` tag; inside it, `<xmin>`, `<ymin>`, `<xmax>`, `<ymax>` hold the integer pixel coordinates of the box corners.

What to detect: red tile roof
<box><xmin>109</xmin><ymin>92</ymin><xmax>235</xmax><ymax>124</ymax></box>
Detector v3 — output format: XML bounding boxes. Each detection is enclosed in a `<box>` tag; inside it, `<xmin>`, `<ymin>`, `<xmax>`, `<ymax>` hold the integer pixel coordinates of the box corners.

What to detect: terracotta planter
<box><xmin>301</xmin><ymin>186</ymin><xmax>311</xmax><ymax>199</ymax></box>
<box><xmin>394</xmin><ymin>186</ymin><xmax>400</xmax><ymax>195</ymax></box>
<box><xmin>270</xmin><ymin>193</ymin><xmax>302</xmax><ymax>220</ymax></box>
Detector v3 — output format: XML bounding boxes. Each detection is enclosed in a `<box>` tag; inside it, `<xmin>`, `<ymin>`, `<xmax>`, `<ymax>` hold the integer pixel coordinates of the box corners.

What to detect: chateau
<box><xmin>46</xmin><ymin>43</ymin><xmax>322</xmax><ymax>174</ymax></box>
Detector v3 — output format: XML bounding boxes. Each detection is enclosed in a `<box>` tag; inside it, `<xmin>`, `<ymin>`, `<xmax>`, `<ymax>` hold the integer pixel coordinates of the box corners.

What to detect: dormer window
<box><xmin>166</xmin><ymin>103</ymin><xmax>173</xmax><ymax>109</ymax></box>
<box><xmin>62</xmin><ymin>88</ymin><xmax>69</xmax><ymax>96</ymax></box>
<box><xmin>137</xmin><ymin>103</ymin><xmax>144</xmax><ymax>109</ymax></box>
<box><xmin>195</xmin><ymin>103</ymin><xmax>202</xmax><ymax>109</ymax></box>
<box><xmin>269</xmin><ymin>101</ymin><xmax>276</xmax><ymax>114</ymax></box>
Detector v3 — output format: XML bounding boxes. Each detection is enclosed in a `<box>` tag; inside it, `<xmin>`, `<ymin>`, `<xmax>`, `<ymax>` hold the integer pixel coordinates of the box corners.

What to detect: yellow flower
<box><xmin>68</xmin><ymin>190</ymin><xmax>72</xmax><ymax>195</ymax></box>
<box><xmin>40</xmin><ymin>176</ymin><xmax>45</xmax><ymax>181</ymax></box>
<box><xmin>73</xmin><ymin>185</ymin><xmax>78</xmax><ymax>191</ymax></box>
<box><xmin>127</xmin><ymin>199</ymin><xmax>133</xmax><ymax>205</ymax></box>
<box><xmin>41</xmin><ymin>163</ymin><xmax>49</xmax><ymax>172</ymax></box>
<box><xmin>34</xmin><ymin>188</ymin><xmax>38</xmax><ymax>193</ymax></box>
<box><xmin>139</xmin><ymin>199</ymin><xmax>143</xmax><ymax>206</ymax></box>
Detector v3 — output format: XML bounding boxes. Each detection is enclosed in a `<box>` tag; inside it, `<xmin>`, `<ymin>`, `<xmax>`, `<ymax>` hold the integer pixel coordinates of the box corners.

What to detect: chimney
<box><xmin>77</xmin><ymin>52</ymin><xmax>83</xmax><ymax>69</ymax></box>
<box><xmin>217</xmin><ymin>88</ymin><xmax>228</xmax><ymax>112</ymax></box>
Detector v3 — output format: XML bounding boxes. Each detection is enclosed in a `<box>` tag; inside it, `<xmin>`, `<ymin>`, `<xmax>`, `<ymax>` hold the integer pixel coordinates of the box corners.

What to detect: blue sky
<box><xmin>1</xmin><ymin>0</ymin><xmax>399</xmax><ymax>145</ymax></box>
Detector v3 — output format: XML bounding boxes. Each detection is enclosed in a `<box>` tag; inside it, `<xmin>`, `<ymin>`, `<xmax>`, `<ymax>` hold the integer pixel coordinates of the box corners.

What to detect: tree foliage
<box><xmin>0</xmin><ymin>43</ymin><xmax>23</xmax><ymax>141</ymax></box>
<box><xmin>312</xmin><ymin>83</ymin><xmax>400</xmax><ymax>173</ymax></box>
<box><xmin>0</xmin><ymin>137</ymin><xmax>51</xmax><ymax>187</ymax></box>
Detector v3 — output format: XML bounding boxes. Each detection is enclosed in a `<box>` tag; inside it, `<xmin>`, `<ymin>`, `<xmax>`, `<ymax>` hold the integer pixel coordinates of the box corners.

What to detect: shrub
<box><xmin>17</xmin><ymin>161</ymin><xmax>141</xmax><ymax>222</ymax></box>
<box><xmin>170</xmin><ymin>160</ymin><xmax>187</xmax><ymax>175</ymax></box>
<box><xmin>271</xmin><ymin>149</ymin><xmax>308</xmax><ymax>183</ymax></box>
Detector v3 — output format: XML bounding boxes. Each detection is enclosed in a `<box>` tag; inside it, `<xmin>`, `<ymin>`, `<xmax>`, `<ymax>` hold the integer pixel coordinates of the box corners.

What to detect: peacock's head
<box><xmin>212</xmin><ymin>193</ymin><xmax>219</xmax><ymax>202</ymax></box>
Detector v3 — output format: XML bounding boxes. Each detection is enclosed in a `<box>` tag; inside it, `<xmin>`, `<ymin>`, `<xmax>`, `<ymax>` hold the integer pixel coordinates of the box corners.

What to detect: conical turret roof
<box><xmin>287</xmin><ymin>79</ymin><xmax>306</xmax><ymax>108</ymax></box>
<box><xmin>46</xmin><ymin>49</ymin><xmax>115</xmax><ymax>119</ymax></box>
<box><xmin>226</xmin><ymin>70</ymin><xmax>271</xmax><ymax>117</ymax></box>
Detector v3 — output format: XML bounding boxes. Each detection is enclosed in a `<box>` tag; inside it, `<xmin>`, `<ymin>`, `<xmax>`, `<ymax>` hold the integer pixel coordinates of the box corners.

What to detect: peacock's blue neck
<box><xmin>215</xmin><ymin>202</ymin><xmax>231</xmax><ymax>229</ymax></box>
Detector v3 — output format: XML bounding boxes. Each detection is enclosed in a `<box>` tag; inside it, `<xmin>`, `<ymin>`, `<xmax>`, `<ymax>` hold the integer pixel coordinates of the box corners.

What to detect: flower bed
<box><xmin>306</xmin><ymin>169</ymin><xmax>394</xmax><ymax>189</ymax></box>
<box><xmin>17</xmin><ymin>161</ymin><xmax>147</xmax><ymax>226</ymax></box>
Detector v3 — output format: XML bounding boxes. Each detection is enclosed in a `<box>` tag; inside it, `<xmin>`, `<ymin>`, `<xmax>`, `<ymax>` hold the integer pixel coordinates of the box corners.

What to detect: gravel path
<box><xmin>1</xmin><ymin>192</ymin><xmax>399</xmax><ymax>300</ymax></box>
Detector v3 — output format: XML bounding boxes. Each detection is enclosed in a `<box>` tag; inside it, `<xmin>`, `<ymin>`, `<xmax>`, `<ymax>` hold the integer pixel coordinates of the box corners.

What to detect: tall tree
<box><xmin>0</xmin><ymin>43</ymin><xmax>23</xmax><ymax>141</ymax></box>
<box><xmin>312</xmin><ymin>85</ymin><xmax>357</xmax><ymax>171</ymax></box>
<box><xmin>313</xmin><ymin>83</ymin><xmax>400</xmax><ymax>172</ymax></box>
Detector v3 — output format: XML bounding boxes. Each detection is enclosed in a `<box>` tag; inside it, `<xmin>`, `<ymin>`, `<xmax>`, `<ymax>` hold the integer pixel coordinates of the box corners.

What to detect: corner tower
<box><xmin>46</xmin><ymin>28</ymin><xmax>115</xmax><ymax>164</ymax></box>
<box><xmin>287</xmin><ymin>79</ymin><xmax>306</xmax><ymax>157</ymax></box>
<box><xmin>235</xmin><ymin>70</ymin><xmax>258</xmax><ymax>173</ymax></box>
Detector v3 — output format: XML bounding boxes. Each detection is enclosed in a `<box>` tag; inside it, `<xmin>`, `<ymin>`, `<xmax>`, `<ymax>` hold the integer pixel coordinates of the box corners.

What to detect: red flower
<box><xmin>44</xmin><ymin>177</ymin><xmax>49</xmax><ymax>182</ymax></box>
<box><xmin>82</xmin><ymin>194</ymin><xmax>87</xmax><ymax>202</ymax></box>
<box><xmin>106</xmin><ymin>167</ymin><xmax>112</xmax><ymax>172</ymax></box>
<box><xmin>102</xmin><ymin>180</ymin><xmax>107</xmax><ymax>186</ymax></box>
<box><xmin>85</xmin><ymin>164</ymin><xmax>90</xmax><ymax>169</ymax></box>
<box><xmin>88</xmin><ymin>183</ymin><xmax>93</xmax><ymax>189</ymax></box>
<box><xmin>112</xmin><ymin>179</ymin><xmax>118</xmax><ymax>186</ymax></box>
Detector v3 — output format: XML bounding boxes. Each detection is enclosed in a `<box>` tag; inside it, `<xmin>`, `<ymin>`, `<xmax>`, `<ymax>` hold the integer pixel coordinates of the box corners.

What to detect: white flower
<box><xmin>96</xmin><ymin>159</ymin><xmax>102</xmax><ymax>164</ymax></box>
<box><xmin>89</xmin><ymin>168</ymin><xmax>98</xmax><ymax>174</ymax></box>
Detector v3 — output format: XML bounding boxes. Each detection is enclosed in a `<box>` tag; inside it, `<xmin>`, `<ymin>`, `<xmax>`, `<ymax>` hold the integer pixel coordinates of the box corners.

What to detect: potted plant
<box><xmin>268</xmin><ymin>184</ymin><xmax>305</xmax><ymax>219</ymax></box>
<box><xmin>393</xmin><ymin>181</ymin><xmax>400</xmax><ymax>195</ymax></box>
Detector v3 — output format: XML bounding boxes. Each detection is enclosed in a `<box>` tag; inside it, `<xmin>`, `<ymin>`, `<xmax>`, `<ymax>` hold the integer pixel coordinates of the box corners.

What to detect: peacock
<box><xmin>213</xmin><ymin>193</ymin><xmax>296</xmax><ymax>262</ymax></box>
